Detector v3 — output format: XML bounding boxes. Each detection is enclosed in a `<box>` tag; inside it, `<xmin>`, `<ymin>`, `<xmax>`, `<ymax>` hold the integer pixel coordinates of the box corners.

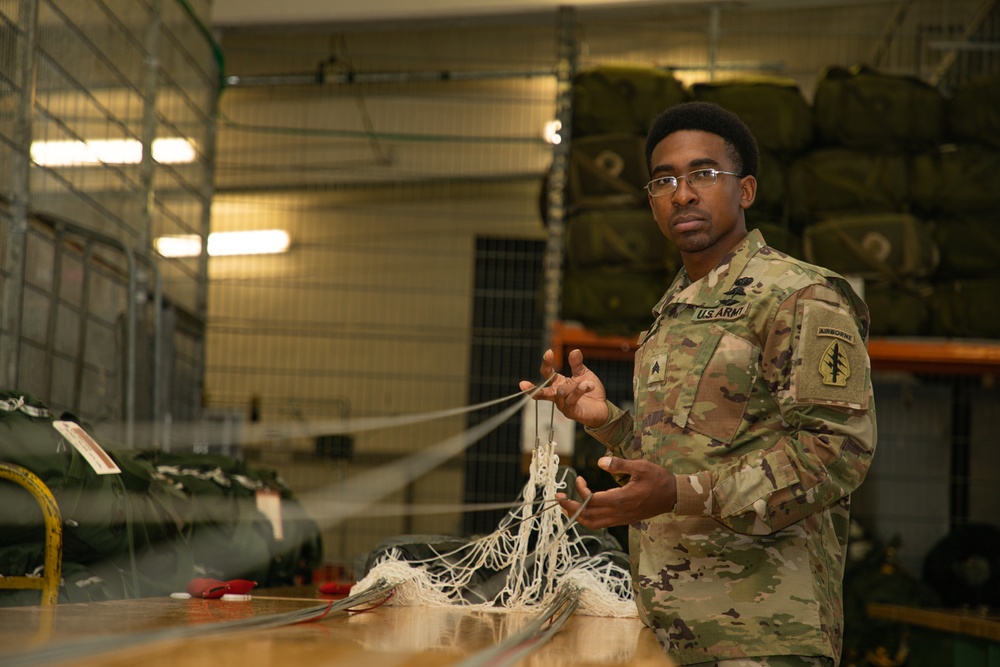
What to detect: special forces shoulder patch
<box><xmin>819</xmin><ymin>338</ymin><xmax>851</xmax><ymax>387</ymax></box>
<box><xmin>793</xmin><ymin>301</ymin><xmax>869</xmax><ymax>409</ymax></box>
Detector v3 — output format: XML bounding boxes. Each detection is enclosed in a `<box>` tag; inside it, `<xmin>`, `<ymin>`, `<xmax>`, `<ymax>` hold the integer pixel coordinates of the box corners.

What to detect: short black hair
<box><xmin>645</xmin><ymin>101</ymin><xmax>759</xmax><ymax>178</ymax></box>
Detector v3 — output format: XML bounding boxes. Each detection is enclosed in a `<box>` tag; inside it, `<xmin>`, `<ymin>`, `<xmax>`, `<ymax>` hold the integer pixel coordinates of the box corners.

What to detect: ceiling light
<box><xmin>543</xmin><ymin>120</ymin><xmax>563</xmax><ymax>145</ymax></box>
<box><xmin>31</xmin><ymin>137</ymin><xmax>196</xmax><ymax>166</ymax></box>
<box><xmin>155</xmin><ymin>230</ymin><xmax>291</xmax><ymax>258</ymax></box>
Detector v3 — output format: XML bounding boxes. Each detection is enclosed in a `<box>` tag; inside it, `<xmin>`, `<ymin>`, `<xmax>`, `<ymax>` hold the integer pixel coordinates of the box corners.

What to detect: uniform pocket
<box><xmin>681</xmin><ymin>325</ymin><xmax>758</xmax><ymax>444</ymax></box>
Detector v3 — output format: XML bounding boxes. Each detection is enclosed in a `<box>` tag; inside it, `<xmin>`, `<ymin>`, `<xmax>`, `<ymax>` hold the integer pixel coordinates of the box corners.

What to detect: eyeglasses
<box><xmin>644</xmin><ymin>168</ymin><xmax>740</xmax><ymax>197</ymax></box>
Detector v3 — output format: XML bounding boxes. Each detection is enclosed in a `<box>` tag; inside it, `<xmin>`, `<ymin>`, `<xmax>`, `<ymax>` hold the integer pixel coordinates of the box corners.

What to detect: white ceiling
<box><xmin>209</xmin><ymin>0</ymin><xmax>720</xmax><ymax>27</ymax></box>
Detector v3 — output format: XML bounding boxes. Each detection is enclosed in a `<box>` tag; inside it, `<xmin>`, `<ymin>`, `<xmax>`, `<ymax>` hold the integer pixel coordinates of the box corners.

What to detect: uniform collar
<box><xmin>654</xmin><ymin>229</ymin><xmax>767</xmax><ymax>313</ymax></box>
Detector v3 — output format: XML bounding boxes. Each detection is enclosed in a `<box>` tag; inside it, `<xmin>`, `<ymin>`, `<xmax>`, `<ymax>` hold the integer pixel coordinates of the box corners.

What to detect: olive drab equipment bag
<box><xmin>746</xmin><ymin>148</ymin><xmax>788</xmax><ymax>227</ymax></box>
<box><xmin>571</xmin><ymin>65</ymin><xmax>688</xmax><ymax>138</ymax></box>
<box><xmin>802</xmin><ymin>213</ymin><xmax>939</xmax><ymax>283</ymax></box>
<box><xmin>561</xmin><ymin>266</ymin><xmax>668</xmax><ymax>336</ymax></box>
<box><xmin>932</xmin><ymin>216</ymin><xmax>1000</xmax><ymax>280</ymax></box>
<box><xmin>862</xmin><ymin>282</ymin><xmax>933</xmax><ymax>337</ymax></box>
<box><xmin>0</xmin><ymin>392</ymin><xmax>322</xmax><ymax>606</ymax></box>
<box><xmin>930</xmin><ymin>280</ymin><xmax>1000</xmax><ymax>340</ymax></box>
<box><xmin>947</xmin><ymin>72</ymin><xmax>1000</xmax><ymax>150</ymax></box>
<box><xmin>690</xmin><ymin>77</ymin><xmax>813</xmax><ymax>155</ymax></box>
<box><xmin>908</xmin><ymin>143</ymin><xmax>1000</xmax><ymax>218</ymax></box>
<box><xmin>565</xmin><ymin>208</ymin><xmax>680</xmax><ymax>273</ymax></box>
<box><xmin>567</xmin><ymin>133</ymin><xmax>650</xmax><ymax>211</ymax></box>
<box><xmin>787</xmin><ymin>149</ymin><xmax>909</xmax><ymax>224</ymax></box>
<box><xmin>812</xmin><ymin>65</ymin><xmax>947</xmax><ymax>152</ymax></box>
<box><xmin>749</xmin><ymin>222</ymin><xmax>801</xmax><ymax>259</ymax></box>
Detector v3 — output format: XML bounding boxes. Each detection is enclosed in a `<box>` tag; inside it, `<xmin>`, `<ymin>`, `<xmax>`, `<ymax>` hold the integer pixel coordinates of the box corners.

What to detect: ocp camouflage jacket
<box><xmin>587</xmin><ymin>229</ymin><xmax>877</xmax><ymax>665</ymax></box>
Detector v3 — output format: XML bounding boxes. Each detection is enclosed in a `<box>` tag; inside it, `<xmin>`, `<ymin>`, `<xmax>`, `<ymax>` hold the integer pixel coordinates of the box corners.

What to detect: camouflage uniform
<box><xmin>586</xmin><ymin>230</ymin><xmax>876</xmax><ymax>665</ymax></box>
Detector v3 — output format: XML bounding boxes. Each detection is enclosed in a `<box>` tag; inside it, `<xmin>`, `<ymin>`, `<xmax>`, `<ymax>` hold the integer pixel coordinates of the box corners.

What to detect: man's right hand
<box><xmin>519</xmin><ymin>348</ymin><xmax>609</xmax><ymax>428</ymax></box>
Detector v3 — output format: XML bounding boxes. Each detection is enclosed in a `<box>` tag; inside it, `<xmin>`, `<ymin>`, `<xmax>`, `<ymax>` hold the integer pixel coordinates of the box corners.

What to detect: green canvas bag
<box><xmin>930</xmin><ymin>280</ymin><xmax>1000</xmax><ymax>339</ymax></box>
<box><xmin>571</xmin><ymin>65</ymin><xmax>688</xmax><ymax>138</ymax></box>
<box><xmin>691</xmin><ymin>77</ymin><xmax>813</xmax><ymax>155</ymax></box>
<box><xmin>787</xmin><ymin>148</ymin><xmax>909</xmax><ymax>224</ymax></box>
<box><xmin>155</xmin><ymin>451</ymin><xmax>322</xmax><ymax>585</ymax></box>
<box><xmin>0</xmin><ymin>394</ymin><xmax>193</xmax><ymax>598</ymax></box>
<box><xmin>567</xmin><ymin>133</ymin><xmax>650</xmax><ymax>210</ymax></box>
<box><xmin>565</xmin><ymin>208</ymin><xmax>679</xmax><ymax>273</ymax></box>
<box><xmin>561</xmin><ymin>267</ymin><xmax>667</xmax><ymax>336</ymax></box>
<box><xmin>933</xmin><ymin>216</ymin><xmax>1000</xmax><ymax>280</ymax></box>
<box><xmin>802</xmin><ymin>213</ymin><xmax>939</xmax><ymax>282</ymax></box>
<box><xmin>948</xmin><ymin>72</ymin><xmax>1000</xmax><ymax>150</ymax></box>
<box><xmin>863</xmin><ymin>281</ymin><xmax>932</xmax><ymax>337</ymax></box>
<box><xmin>745</xmin><ymin>147</ymin><xmax>788</xmax><ymax>226</ymax></box>
<box><xmin>813</xmin><ymin>65</ymin><xmax>946</xmax><ymax>152</ymax></box>
<box><xmin>909</xmin><ymin>143</ymin><xmax>1000</xmax><ymax>217</ymax></box>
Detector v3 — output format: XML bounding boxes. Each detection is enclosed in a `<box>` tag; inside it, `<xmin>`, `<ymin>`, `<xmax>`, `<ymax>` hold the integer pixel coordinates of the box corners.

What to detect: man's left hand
<box><xmin>556</xmin><ymin>457</ymin><xmax>677</xmax><ymax>529</ymax></box>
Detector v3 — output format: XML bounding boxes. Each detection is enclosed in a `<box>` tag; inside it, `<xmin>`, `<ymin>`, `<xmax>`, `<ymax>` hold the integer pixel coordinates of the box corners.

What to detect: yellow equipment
<box><xmin>0</xmin><ymin>462</ymin><xmax>62</xmax><ymax>605</ymax></box>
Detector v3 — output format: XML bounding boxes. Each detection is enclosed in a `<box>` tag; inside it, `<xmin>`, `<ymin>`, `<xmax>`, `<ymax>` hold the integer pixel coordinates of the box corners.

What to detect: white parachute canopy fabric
<box><xmin>351</xmin><ymin>439</ymin><xmax>637</xmax><ymax>618</ymax></box>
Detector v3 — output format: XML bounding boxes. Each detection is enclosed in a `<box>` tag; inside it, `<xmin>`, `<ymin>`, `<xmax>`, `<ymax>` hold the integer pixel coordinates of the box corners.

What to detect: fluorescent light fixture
<box><xmin>543</xmin><ymin>120</ymin><xmax>563</xmax><ymax>145</ymax></box>
<box><xmin>155</xmin><ymin>230</ymin><xmax>291</xmax><ymax>258</ymax></box>
<box><xmin>154</xmin><ymin>235</ymin><xmax>202</xmax><ymax>258</ymax></box>
<box><xmin>31</xmin><ymin>137</ymin><xmax>196</xmax><ymax>166</ymax></box>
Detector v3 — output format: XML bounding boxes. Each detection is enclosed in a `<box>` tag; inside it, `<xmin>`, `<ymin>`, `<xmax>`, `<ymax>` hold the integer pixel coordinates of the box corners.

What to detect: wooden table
<box><xmin>0</xmin><ymin>591</ymin><xmax>676</xmax><ymax>667</ymax></box>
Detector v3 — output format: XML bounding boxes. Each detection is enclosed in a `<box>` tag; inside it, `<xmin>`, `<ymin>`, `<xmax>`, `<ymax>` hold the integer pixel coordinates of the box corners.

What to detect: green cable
<box><xmin>172</xmin><ymin>0</ymin><xmax>227</xmax><ymax>97</ymax></box>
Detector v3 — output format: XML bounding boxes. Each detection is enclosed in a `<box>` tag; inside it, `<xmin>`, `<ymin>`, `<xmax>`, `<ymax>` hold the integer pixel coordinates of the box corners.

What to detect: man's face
<box><xmin>647</xmin><ymin>129</ymin><xmax>756</xmax><ymax>266</ymax></box>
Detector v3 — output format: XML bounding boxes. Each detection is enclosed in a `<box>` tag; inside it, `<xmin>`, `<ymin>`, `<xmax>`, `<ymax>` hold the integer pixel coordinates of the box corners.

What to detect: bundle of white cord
<box><xmin>351</xmin><ymin>438</ymin><xmax>636</xmax><ymax>618</ymax></box>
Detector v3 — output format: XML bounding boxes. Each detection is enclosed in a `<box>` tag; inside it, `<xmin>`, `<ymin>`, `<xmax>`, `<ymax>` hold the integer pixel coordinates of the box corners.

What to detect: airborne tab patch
<box><xmin>817</xmin><ymin>326</ymin><xmax>856</xmax><ymax>346</ymax></box>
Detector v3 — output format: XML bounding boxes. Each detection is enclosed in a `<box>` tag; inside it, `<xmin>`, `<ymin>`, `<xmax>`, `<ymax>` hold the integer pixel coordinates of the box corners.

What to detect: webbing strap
<box><xmin>0</xmin><ymin>396</ymin><xmax>51</xmax><ymax>419</ymax></box>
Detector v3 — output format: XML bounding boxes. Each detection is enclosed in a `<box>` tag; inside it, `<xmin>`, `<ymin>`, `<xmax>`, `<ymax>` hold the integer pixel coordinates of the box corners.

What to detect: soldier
<box><xmin>520</xmin><ymin>102</ymin><xmax>876</xmax><ymax>667</ymax></box>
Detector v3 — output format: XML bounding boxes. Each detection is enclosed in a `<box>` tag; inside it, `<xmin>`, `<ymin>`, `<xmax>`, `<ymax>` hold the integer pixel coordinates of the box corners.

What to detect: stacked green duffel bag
<box><xmin>812</xmin><ymin>65</ymin><xmax>947</xmax><ymax>152</ymax></box>
<box><xmin>690</xmin><ymin>77</ymin><xmax>812</xmax><ymax>252</ymax></box>
<box><xmin>571</xmin><ymin>64</ymin><xmax>688</xmax><ymax>139</ymax></box>
<box><xmin>792</xmin><ymin>64</ymin><xmax>1000</xmax><ymax>339</ymax></box>
<box><xmin>561</xmin><ymin>62</ymin><xmax>1000</xmax><ymax>340</ymax></box>
<box><xmin>560</xmin><ymin>65</ymin><xmax>689</xmax><ymax>335</ymax></box>
<box><xmin>802</xmin><ymin>214</ymin><xmax>938</xmax><ymax>336</ymax></box>
<box><xmin>796</xmin><ymin>66</ymin><xmax>935</xmax><ymax>337</ymax></box>
<box><xmin>562</xmin><ymin>208</ymin><xmax>680</xmax><ymax>336</ymax></box>
<box><xmin>562</xmin><ymin>68</ymin><xmax>819</xmax><ymax>335</ymax></box>
<box><xmin>910</xmin><ymin>142</ymin><xmax>1000</xmax><ymax>338</ymax></box>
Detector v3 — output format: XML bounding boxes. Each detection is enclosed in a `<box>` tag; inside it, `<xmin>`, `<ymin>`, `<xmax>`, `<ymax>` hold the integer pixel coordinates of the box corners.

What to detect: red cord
<box><xmin>294</xmin><ymin>600</ymin><xmax>336</xmax><ymax>624</ymax></box>
<box><xmin>346</xmin><ymin>589</ymin><xmax>395</xmax><ymax>613</ymax></box>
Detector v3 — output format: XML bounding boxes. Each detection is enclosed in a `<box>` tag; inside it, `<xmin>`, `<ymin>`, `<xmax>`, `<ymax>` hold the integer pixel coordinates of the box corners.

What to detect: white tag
<box><xmin>53</xmin><ymin>420</ymin><xmax>121</xmax><ymax>475</ymax></box>
<box><xmin>255</xmin><ymin>489</ymin><xmax>284</xmax><ymax>541</ymax></box>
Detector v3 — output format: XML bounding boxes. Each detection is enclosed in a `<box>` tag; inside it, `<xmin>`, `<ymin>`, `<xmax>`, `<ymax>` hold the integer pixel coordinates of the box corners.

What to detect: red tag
<box><xmin>185</xmin><ymin>577</ymin><xmax>258</xmax><ymax>599</ymax></box>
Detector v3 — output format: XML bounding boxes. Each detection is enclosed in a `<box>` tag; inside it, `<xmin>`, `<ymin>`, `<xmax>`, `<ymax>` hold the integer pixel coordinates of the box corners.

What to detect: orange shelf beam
<box><xmin>550</xmin><ymin>321</ymin><xmax>639</xmax><ymax>366</ymax></box>
<box><xmin>553</xmin><ymin>322</ymin><xmax>1000</xmax><ymax>375</ymax></box>
<box><xmin>868</xmin><ymin>338</ymin><xmax>1000</xmax><ymax>374</ymax></box>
